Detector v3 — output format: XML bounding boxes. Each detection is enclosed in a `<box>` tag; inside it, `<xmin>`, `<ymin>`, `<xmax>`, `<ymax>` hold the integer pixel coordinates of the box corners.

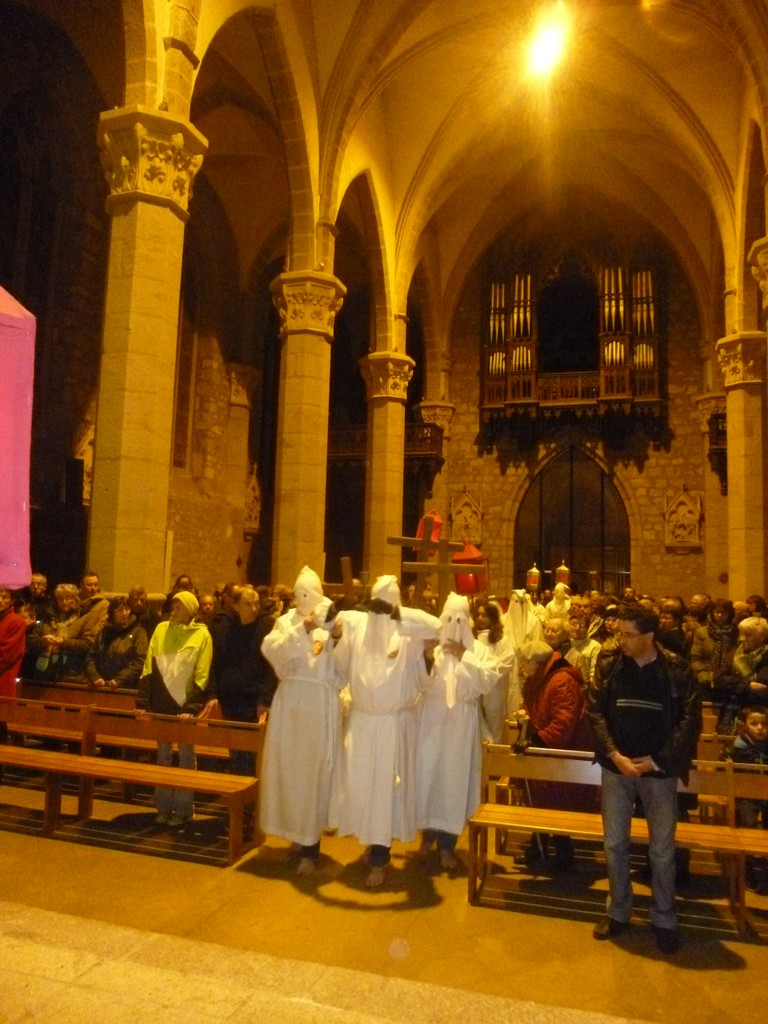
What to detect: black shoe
<box><xmin>550</xmin><ymin>836</ymin><xmax>574</xmax><ymax>872</ymax></box>
<box><xmin>652</xmin><ymin>925</ymin><xmax>681</xmax><ymax>954</ymax></box>
<box><xmin>593</xmin><ymin>916</ymin><xmax>629</xmax><ymax>940</ymax></box>
<box><xmin>550</xmin><ymin>850</ymin><xmax>575</xmax><ymax>872</ymax></box>
<box><xmin>514</xmin><ymin>835</ymin><xmax>548</xmax><ymax>865</ymax></box>
<box><xmin>167</xmin><ymin>811</ymin><xmax>193</xmax><ymax>829</ymax></box>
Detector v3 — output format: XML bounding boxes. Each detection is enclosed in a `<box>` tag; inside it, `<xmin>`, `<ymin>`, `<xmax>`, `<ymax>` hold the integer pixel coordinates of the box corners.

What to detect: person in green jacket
<box><xmin>136</xmin><ymin>590</ymin><xmax>212</xmax><ymax>828</ymax></box>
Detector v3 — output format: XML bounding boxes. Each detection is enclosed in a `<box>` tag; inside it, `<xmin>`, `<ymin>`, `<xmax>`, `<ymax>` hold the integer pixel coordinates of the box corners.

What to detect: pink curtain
<box><xmin>0</xmin><ymin>287</ymin><xmax>35</xmax><ymax>587</ymax></box>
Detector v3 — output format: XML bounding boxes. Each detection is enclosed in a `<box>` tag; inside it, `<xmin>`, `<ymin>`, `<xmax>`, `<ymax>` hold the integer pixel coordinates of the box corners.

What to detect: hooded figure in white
<box><xmin>475</xmin><ymin>599</ymin><xmax>516</xmax><ymax>741</ymax></box>
<box><xmin>334</xmin><ymin>574</ymin><xmax>441</xmax><ymax>885</ymax></box>
<box><xmin>545</xmin><ymin>582</ymin><xmax>571</xmax><ymax>620</ymax></box>
<box><xmin>415</xmin><ymin>592</ymin><xmax>500</xmax><ymax>867</ymax></box>
<box><xmin>502</xmin><ymin>589</ymin><xmax>544</xmax><ymax>723</ymax></box>
<box><xmin>260</xmin><ymin>566</ymin><xmax>344</xmax><ymax>874</ymax></box>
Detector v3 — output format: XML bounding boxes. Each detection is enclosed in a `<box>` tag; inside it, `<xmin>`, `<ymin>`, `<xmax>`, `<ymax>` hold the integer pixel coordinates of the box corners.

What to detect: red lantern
<box><xmin>414</xmin><ymin>509</ymin><xmax>443</xmax><ymax>554</ymax></box>
<box><xmin>555</xmin><ymin>560</ymin><xmax>570</xmax><ymax>586</ymax></box>
<box><xmin>451</xmin><ymin>542</ymin><xmax>488</xmax><ymax>595</ymax></box>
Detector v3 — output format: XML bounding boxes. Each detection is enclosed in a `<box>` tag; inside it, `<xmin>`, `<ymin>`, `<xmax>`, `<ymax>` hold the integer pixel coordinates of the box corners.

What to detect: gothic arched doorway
<box><xmin>514</xmin><ymin>448</ymin><xmax>630</xmax><ymax>596</ymax></box>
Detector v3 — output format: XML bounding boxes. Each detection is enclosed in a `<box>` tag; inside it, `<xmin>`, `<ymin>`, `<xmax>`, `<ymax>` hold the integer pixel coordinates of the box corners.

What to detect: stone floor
<box><xmin>0</xmin><ymin>781</ymin><xmax>766</xmax><ymax>1024</ymax></box>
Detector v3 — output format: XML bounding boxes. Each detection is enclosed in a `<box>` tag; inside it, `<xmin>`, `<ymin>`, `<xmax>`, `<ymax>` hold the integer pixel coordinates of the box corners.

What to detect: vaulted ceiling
<box><xmin>14</xmin><ymin>1</ymin><xmax>768</xmax><ymax>340</ymax></box>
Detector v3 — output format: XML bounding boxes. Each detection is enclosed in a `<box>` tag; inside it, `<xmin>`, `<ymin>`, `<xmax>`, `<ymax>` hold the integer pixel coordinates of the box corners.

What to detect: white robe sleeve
<box><xmin>260</xmin><ymin>612</ymin><xmax>312</xmax><ymax>677</ymax></box>
<box><xmin>396</xmin><ymin>606</ymin><xmax>441</xmax><ymax>639</ymax></box>
<box><xmin>331</xmin><ymin>609</ymin><xmax>364</xmax><ymax>679</ymax></box>
<box><xmin>456</xmin><ymin>640</ymin><xmax>501</xmax><ymax>700</ymax></box>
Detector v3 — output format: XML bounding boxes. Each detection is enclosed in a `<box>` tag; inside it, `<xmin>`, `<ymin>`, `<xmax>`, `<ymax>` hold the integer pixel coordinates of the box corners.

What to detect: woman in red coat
<box><xmin>0</xmin><ymin>585</ymin><xmax>26</xmax><ymax>704</ymax></box>
<box><xmin>515</xmin><ymin>639</ymin><xmax>596</xmax><ymax>870</ymax></box>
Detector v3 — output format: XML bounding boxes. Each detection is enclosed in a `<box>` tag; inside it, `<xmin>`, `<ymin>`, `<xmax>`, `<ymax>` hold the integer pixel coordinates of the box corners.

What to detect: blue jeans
<box><xmin>601</xmin><ymin>768</ymin><xmax>678</xmax><ymax>929</ymax></box>
<box><xmin>156</xmin><ymin>741</ymin><xmax>196</xmax><ymax>818</ymax></box>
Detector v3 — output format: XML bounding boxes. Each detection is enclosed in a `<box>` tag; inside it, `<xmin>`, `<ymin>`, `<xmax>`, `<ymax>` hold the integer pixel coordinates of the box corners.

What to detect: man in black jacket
<box><xmin>209</xmin><ymin>584</ymin><xmax>277</xmax><ymax>774</ymax></box>
<box><xmin>587</xmin><ymin>603</ymin><xmax>701</xmax><ymax>954</ymax></box>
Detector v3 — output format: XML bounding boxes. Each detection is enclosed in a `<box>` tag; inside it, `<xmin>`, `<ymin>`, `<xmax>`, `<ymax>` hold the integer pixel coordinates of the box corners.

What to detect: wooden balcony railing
<box><xmin>328</xmin><ymin>422</ymin><xmax>444</xmax><ymax>460</ymax></box>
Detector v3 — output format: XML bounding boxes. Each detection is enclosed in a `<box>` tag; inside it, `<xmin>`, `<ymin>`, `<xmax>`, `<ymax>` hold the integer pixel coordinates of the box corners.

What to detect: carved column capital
<box><xmin>270</xmin><ymin>270</ymin><xmax>346</xmax><ymax>340</ymax></box>
<box><xmin>360</xmin><ymin>351</ymin><xmax>415</xmax><ymax>401</ymax></box>
<box><xmin>716</xmin><ymin>331</ymin><xmax>766</xmax><ymax>387</ymax></box>
<box><xmin>414</xmin><ymin>400</ymin><xmax>456</xmax><ymax>434</ymax></box>
<box><xmin>748</xmin><ymin>236</ymin><xmax>768</xmax><ymax>322</ymax></box>
<box><xmin>98</xmin><ymin>106</ymin><xmax>206</xmax><ymax>221</ymax></box>
<box><xmin>695</xmin><ymin>392</ymin><xmax>726</xmax><ymax>433</ymax></box>
<box><xmin>228</xmin><ymin>363</ymin><xmax>257</xmax><ymax>409</ymax></box>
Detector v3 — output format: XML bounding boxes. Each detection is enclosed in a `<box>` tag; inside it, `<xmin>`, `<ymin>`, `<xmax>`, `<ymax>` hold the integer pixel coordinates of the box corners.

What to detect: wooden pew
<box><xmin>0</xmin><ymin>697</ymin><xmax>263</xmax><ymax>864</ymax></box>
<box><xmin>467</xmin><ymin>743</ymin><xmax>768</xmax><ymax>936</ymax></box>
<box><xmin>18</xmin><ymin>678</ymin><xmax>137</xmax><ymax>710</ymax></box>
<box><xmin>4</xmin><ymin>692</ymin><xmax>251</xmax><ymax>760</ymax></box>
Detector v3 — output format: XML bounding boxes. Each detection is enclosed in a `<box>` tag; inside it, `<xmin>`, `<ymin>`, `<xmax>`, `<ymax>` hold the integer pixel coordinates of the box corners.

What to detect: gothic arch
<box><xmin>741</xmin><ymin>120</ymin><xmax>766</xmax><ymax>333</ymax></box>
<box><xmin>406</xmin><ymin>263</ymin><xmax>440</xmax><ymax>402</ymax></box>
<box><xmin>514</xmin><ymin>447</ymin><xmax>631</xmax><ymax>595</ymax></box>
<box><xmin>498</xmin><ymin>444</ymin><xmax>642</xmax><ymax>596</ymax></box>
<box><xmin>335</xmin><ymin>171</ymin><xmax>392</xmax><ymax>349</ymax></box>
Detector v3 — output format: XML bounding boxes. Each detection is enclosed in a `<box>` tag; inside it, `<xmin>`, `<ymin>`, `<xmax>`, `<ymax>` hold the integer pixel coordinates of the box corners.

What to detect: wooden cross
<box><xmin>322</xmin><ymin>555</ymin><xmax>366</xmax><ymax>608</ymax></box>
<box><xmin>388</xmin><ymin>515</ymin><xmax>476</xmax><ymax>609</ymax></box>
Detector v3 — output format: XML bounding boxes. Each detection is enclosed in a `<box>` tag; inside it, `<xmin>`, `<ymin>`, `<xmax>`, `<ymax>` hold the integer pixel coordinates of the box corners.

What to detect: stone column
<box><xmin>695</xmin><ymin>393</ymin><xmax>728</xmax><ymax>594</ymax></box>
<box><xmin>269</xmin><ymin>271</ymin><xmax>346</xmax><ymax>583</ymax></box>
<box><xmin>216</xmin><ymin>363</ymin><xmax>257</xmax><ymax>578</ymax></box>
<box><xmin>360</xmin><ymin>350</ymin><xmax>415</xmax><ymax>578</ymax></box>
<box><xmin>414</xmin><ymin>399</ymin><xmax>455</xmax><ymax>520</ymax></box>
<box><xmin>226</xmin><ymin>363</ymin><xmax>257</xmax><ymax>507</ymax></box>
<box><xmin>89</xmin><ymin>106</ymin><xmax>206</xmax><ymax>592</ymax></box>
<box><xmin>716</xmin><ymin>331</ymin><xmax>768</xmax><ymax>596</ymax></box>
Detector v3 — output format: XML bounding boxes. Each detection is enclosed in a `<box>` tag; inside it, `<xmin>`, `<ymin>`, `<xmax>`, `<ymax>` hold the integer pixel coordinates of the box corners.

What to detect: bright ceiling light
<box><xmin>528</xmin><ymin>3</ymin><xmax>570</xmax><ymax>77</ymax></box>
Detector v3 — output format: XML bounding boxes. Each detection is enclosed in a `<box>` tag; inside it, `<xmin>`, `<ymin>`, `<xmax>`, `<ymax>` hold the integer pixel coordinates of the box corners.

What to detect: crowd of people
<box><xmin>1</xmin><ymin>570</ymin><xmax>767</xmax><ymax>954</ymax></box>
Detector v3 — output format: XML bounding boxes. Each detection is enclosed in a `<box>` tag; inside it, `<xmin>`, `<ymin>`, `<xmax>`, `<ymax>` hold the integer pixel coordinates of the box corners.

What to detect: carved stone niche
<box><xmin>664</xmin><ymin>487</ymin><xmax>702</xmax><ymax>552</ymax></box>
<box><xmin>450</xmin><ymin>487</ymin><xmax>483</xmax><ymax>544</ymax></box>
<box><xmin>244</xmin><ymin>461</ymin><xmax>261</xmax><ymax>537</ymax></box>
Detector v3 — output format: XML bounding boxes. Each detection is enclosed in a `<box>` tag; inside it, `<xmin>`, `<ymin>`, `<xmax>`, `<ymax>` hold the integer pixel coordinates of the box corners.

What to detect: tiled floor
<box><xmin>1</xmin><ymin>785</ymin><xmax>766</xmax><ymax>1024</ymax></box>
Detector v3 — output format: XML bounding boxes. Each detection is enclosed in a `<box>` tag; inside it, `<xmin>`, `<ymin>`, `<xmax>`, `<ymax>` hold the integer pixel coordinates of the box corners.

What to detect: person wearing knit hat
<box><xmin>136</xmin><ymin>590</ymin><xmax>213</xmax><ymax>828</ymax></box>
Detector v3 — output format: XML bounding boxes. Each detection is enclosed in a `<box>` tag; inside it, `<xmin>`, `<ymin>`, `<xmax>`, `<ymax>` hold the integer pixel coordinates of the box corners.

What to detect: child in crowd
<box><xmin>727</xmin><ymin>705</ymin><xmax>768</xmax><ymax>891</ymax></box>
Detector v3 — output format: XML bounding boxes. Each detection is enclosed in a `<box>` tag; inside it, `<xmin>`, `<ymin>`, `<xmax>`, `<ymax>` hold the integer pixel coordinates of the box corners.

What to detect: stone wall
<box><xmin>166</xmin><ymin>335</ymin><xmax>254</xmax><ymax>593</ymax></box>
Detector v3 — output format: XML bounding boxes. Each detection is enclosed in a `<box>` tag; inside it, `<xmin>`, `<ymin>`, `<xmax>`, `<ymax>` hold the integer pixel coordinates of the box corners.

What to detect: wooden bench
<box><xmin>0</xmin><ymin>697</ymin><xmax>264</xmax><ymax>865</ymax></box>
<box><xmin>467</xmin><ymin>743</ymin><xmax>768</xmax><ymax>936</ymax></box>
<box><xmin>3</xmin><ymin>693</ymin><xmax>252</xmax><ymax>760</ymax></box>
<box><xmin>18</xmin><ymin>678</ymin><xmax>138</xmax><ymax>710</ymax></box>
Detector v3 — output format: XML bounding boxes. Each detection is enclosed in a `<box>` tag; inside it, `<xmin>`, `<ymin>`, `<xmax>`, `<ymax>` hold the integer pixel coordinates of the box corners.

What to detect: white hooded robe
<box><xmin>415</xmin><ymin>594</ymin><xmax>500</xmax><ymax>836</ymax></box>
<box><xmin>259</xmin><ymin>567</ymin><xmax>343</xmax><ymax>846</ymax></box>
<box><xmin>335</xmin><ymin>577</ymin><xmax>440</xmax><ymax>847</ymax></box>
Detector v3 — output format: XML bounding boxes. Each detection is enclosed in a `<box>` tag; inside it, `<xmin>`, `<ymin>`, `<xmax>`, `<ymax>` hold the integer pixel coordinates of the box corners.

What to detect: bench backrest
<box><xmin>1</xmin><ymin>697</ymin><xmax>263</xmax><ymax>762</ymax></box>
<box><xmin>0</xmin><ymin>695</ymin><xmax>93</xmax><ymax>738</ymax></box>
<box><xmin>88</xmin><ymin>705</ymin><xmax>263</xmax><ymax>755</ymax></box>
<box><xmin>481</xmin><ymin>742</ymin><xmax>768</xmax><ymax>826</ymax></box>
<box><xmin>18</xmin><ymin>679</ymin><xmax>137</xmax><ymax>710</ymax></box>
<box><xmin>481</xmin><ymin>743</ymin><xmax>600</xmax><ymax>794</ymax></box>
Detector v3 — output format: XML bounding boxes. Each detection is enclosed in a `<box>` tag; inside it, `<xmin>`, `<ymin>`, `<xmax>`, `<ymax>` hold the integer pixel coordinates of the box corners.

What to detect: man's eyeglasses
<box><xmin>615</xmin><ymin>630</ymin><xmax>644</xmax><ymax>640</ymax></box>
